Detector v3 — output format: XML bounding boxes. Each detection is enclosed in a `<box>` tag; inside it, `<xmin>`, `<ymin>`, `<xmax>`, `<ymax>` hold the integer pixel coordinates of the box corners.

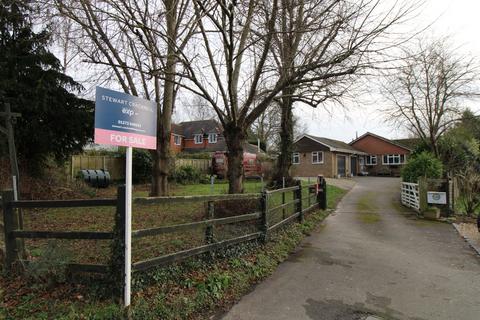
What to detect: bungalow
<box><xmin>170</xmin><ymin>119</ymin><xmax>259</xmax><ymax>154</ymax></box>
<box><xmin>349</xmin><ymin>132</ymin><xmax>412</xmax><ymax>177</ymax></box>
<box><xmin>290</xmin><ymin>134</ymin><xmax>367</xmax><ymax>178</ymax></box>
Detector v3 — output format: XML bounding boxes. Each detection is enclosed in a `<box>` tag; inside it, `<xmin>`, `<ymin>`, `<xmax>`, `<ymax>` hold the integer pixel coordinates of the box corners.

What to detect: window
<box><xmin>366</xmin><ymin>155</ymin><xmax>377</xmax><ymax>165</ymax></box>
<box><xmin>382</xmin><ymin>154</ymin><xmax>406</xmax><ymax>165</ymax></box>
<box><xmin>208</xmin><ymin>133</ymin><xmax>218</xmax><ymax>144</ymax></box>
<box><xmin>194</xmin><ymin>134</ymin><xmax>203</xmax><ymax>144</ymax></box>
<box><xmin>174</xmin><ymin>135</ymin><xmax>181</xmax><ymax>146</ymax></box>
<box><xmin>292</xmin><ymin>152</ymin><xmax>300</xmax><ymax>164</ymax></box>
<box><xmin>312</xmin><ymin>151</ymin><xmax>324</xmax><ymax>164</ymax></box>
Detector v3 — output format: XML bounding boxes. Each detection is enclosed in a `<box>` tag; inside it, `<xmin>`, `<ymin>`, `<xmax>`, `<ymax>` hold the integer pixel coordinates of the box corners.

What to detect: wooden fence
<box><xmin>69</xmin><ymin>155</ymin><xmax>211</xmax><ymax>180</ymax></box>
<box><xmin>69</xmin><ymin>155</ymin><xmax>125</xmax><ymax>180</ymax></box>
<box><xmin>1</xmin><ymin>179</ymin><xmax>327</xmax><ymax>294</ymax></box>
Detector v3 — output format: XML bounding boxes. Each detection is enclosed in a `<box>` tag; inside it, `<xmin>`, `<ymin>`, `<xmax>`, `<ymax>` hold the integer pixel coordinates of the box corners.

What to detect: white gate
<box><xmin>401</xmin><ymin>182</ymin><xmax>420</xmax><ymax>211</ymax></box>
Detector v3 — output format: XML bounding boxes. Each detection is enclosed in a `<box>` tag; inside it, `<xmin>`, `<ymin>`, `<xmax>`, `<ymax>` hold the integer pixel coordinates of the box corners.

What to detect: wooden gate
<box><xmin>401</xmin><ymin>182</ymin><xmax>420</xmax><ymax>211</ymax></box>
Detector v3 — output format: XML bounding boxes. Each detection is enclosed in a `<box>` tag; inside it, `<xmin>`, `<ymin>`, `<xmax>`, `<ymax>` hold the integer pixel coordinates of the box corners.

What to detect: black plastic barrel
<box><xmin>77</xmin><ymin>169</ymin><xmax>111</xmax><ymax>188</ymax></box>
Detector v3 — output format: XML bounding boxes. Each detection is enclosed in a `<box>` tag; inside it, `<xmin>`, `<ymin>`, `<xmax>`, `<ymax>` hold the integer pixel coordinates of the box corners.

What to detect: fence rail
<box><xmin>1</xmin><ymin>177</ymin><xmax>329</xmax><ymax>296</ymax></box>
<box><xmin>401</xmin><ymin>182</ymin><xmax>420</xmax><ymax>211</ymax></box>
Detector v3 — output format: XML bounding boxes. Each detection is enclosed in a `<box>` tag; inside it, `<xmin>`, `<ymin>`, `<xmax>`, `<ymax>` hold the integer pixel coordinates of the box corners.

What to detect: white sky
<box><xmin>297</xmin><ymin>0</ymin><xmax>480</xmax><ymax>143</ymax></box>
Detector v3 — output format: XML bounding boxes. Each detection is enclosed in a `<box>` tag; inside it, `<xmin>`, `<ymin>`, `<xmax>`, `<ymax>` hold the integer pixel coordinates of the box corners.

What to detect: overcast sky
<box><xmin>295</xmin><ymin>0</ymin><xmax>480</xmax><ymax>143</ymax></box>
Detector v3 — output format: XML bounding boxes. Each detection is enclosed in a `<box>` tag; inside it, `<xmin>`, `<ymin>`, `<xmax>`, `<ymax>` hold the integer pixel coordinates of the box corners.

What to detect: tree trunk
<box><xmin>224</xmin><ymin>123</ymin><xmax>245</xmax><ymax>194</ymax></box>
<box><xmin>150</xmin><ymin>0</ymin><xmax>176</xmax><ymax>196</ymax></box>
<box><xmin>150</xmin><ymin>126</ymin><xmax>170</xmax><ymax>196</ymax></box>
<box><xmin>273</xmin><ymin>88</ymin><xmax>294</xmax><ymax>187</ymax></box>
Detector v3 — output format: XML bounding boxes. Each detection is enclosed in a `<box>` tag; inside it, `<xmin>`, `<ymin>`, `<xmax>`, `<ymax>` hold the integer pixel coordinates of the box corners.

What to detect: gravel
<box><xmin>453</xmin><ymin>222</ymin><xmax>480</xmax><ymax>255</ymax></box>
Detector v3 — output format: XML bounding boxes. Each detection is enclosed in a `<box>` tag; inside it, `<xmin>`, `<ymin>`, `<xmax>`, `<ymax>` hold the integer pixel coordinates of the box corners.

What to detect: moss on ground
<box><xmin>356</xmin><ymin>192</ymin><xmax>380</xmax><ymax>223</ymax></box>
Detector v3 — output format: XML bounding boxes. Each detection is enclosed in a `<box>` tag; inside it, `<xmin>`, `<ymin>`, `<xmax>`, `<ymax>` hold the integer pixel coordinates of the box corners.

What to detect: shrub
<box><xmin>25</xmin><ymin>241</ymin><xmax>72</xmax><ymax>288</ymax></box>
<box><xmin>171</xmin><ymin>165</ymin><xmax>202</xmax><ymax>184</ymax></box>
<box><xmin>132</xmin><ymin>149</ymin><xmax>153</xmax><ymax>183</ymax></box>
<box><xmin>401</xmin><ymin>151</ymin><xmax>443</xmax><ymax>183</ymax></box>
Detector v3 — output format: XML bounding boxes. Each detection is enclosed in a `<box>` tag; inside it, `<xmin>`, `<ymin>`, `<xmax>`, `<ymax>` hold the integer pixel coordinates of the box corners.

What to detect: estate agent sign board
<box><xmin>94</xmin><ymin>87</ymin><xmax>157</xmax><ymax>307</ymax></box>
<box><xmin>94</xmin><ymin>86</ymin><xmax>157</xmax><ymax>149</ymax></box>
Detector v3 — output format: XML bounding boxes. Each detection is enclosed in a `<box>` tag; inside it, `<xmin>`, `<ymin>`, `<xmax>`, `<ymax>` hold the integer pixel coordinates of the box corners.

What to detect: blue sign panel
<box><xmin>94</xmin><ymin>87</ymin><xmax>157</xmax><ymax>149</ymax></box>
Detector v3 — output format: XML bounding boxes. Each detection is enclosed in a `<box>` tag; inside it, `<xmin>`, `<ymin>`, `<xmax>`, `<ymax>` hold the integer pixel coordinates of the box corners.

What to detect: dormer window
<box><xmin>208</xmin><ymin>133</ymin><xmax>218</xmax><ymax>144</ymax></box>
<box><xmin>194</xmin><ymin>134</ymin><xmax>203</xmax><ymax>144</ymax></box>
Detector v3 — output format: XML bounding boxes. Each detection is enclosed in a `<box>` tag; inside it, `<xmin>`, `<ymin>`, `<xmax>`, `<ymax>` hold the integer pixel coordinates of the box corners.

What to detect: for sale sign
<box><xmin>94</xmin><ymin>87</ymin><xmax>157</xmax><ymax>149</ymax></box>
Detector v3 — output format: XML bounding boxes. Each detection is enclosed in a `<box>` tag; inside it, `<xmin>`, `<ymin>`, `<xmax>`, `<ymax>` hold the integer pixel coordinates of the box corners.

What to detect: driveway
<box><xmin>222</xmin><ymin>177</ymin><xmax>480</xmax><ymax>320</ymax></box>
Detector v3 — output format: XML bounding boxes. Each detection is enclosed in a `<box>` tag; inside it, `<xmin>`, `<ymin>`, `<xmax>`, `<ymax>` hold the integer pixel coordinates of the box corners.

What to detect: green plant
<box><xmin>401</xmin><ymin>152</ymin><xmax>443</xmax><ymax>183</ymax></box>
<box><xmin>171</xmin><ymin>165</ymin><xmax>202</xmax><ymax>184</ymax></box>
<box><xmin>132</xmin><ymin>149</ymin><xmax>153</xmax><ymax>183</ymax></box>
<box><xmin>177</xmin><ymin>152</ymin><xmax>212</xmax><ymax>159</ymax></box>
<box><xmin>25</xmin><ymin>241</ymin><xmax>72</xmax><ymax>287</ymax></box>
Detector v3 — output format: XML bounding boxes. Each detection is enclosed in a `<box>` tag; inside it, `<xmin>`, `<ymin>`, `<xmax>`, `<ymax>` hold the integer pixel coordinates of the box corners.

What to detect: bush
<box><xmin>132</xmin><ymin>149</ymin><xmax>153</xmax><ymax>183</ymax></box>
<box><xmin>401</xmin><ymin>152</ymin><xmax>443</xmax><ymax>183</ymax></box>
<box><xmin>25</xmin><ymin>241</ymin><xmax>72</xmax><ymax>288</ymax></box>
<box><xmin>171</xmin><ymin>165</ymin><xmax>202</xmax><ymax>184</ymax></box>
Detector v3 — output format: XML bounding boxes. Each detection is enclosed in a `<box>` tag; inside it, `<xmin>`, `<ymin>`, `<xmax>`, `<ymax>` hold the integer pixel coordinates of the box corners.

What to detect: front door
<box><xmin>337</xmin><ymin>155</ymin><xmax>346</xmax><ymax>177</ymax></box>
<box><xmin>351</xmin><ymin>157</ymin><xmax>357</xmax><ymax>176</ymax></box>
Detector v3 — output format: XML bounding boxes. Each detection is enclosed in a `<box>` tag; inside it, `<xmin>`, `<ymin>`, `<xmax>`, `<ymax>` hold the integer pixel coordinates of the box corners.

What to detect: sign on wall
<box><xmin>94</xmin><ymin>87</ymin><xmax>157</xmax><ymax>150</ymax></box>
<box><xmin>427</xmin><ymin>191</ymin><xmax>447</xmax><ymax>205</ymax></box>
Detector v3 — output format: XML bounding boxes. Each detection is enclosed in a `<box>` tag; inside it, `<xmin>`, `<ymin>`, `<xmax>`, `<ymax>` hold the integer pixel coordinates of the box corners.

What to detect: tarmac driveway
<box><xmin>222</xmin><ymin>177</ymin><xmax>480</xmax><ymax>320</ymax></box>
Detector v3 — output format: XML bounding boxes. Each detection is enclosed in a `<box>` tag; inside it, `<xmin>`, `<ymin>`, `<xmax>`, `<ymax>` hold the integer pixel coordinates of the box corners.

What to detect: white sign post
<box><xmin>94</xmin><ymin>87</ymin><xmax>157</xmax><ymax>307</ymax></box>
<box><xmin>124</xmin><ymin>146</ymin><xmax>133</xmax><ymax>306</ymax></box>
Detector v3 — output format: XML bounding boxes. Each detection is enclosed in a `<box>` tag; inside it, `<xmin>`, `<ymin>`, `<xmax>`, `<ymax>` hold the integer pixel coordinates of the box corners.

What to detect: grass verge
<box><xmin>1</xmin><ymin>185</ymin><xmax>347</xmax><ymax>320</ymax></box>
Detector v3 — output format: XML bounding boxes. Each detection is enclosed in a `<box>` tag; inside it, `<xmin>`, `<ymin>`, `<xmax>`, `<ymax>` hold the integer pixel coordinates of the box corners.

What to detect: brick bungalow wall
<box><xmin>290</xmin><ymin>150</ymin><xmax>335</xmax><ymax>177</ymax></box>
<box><xmin>351</xmin><ymin>134</ymin><xmax>409</xmax><ymax>176</ymax></box>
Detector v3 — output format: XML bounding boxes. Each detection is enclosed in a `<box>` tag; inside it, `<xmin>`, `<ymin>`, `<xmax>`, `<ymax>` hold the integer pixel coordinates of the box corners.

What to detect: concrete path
<box><xmin>222</xmin><ymin>177</ymin><xmax>480</xmax><ymax>320</ymax></box>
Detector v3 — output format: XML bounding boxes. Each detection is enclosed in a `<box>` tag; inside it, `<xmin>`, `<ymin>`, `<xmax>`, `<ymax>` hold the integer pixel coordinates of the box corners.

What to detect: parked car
<box><xmin>212</xmin><ymin>151</ymin><xmax>262</xmax><ymax>179</ymax></box>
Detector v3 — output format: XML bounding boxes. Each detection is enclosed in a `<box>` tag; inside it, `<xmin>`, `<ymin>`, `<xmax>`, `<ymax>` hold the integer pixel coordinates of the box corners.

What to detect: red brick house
<box><xmin>170</xmin><ymin>119</ymin><xmax>259</xmax><ymax>154</ymax></box>
<box><xmin>349</xmin><ymin>132</ymin><xmax>412</xmax><ymax>177</ymax></box>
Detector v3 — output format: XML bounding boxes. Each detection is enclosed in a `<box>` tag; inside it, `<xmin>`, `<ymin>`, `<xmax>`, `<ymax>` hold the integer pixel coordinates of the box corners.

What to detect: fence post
<box><xmin>418</xmin><ymin>176</ymin><xmax>428</xmax><ymax>213</ymax></box>
<box><xmin>260</xmin><ymin>191</ymin><xmax>268</xmax><ymax>243</ymax></box>
<box><xmin>205</xmin><ymin>201</ymin><xmax>215</xmax><ymax>243</ymax></box>
<box><xmin>109</xmin><ymin>185</ymin><xmax>126</xmax><ymax>301</ymax></box>
<box><xmin>1</xmin><ymin>190</ymin><xmax>17</xmax><ymax>272</ymax></box>
<box><xmin>295</xmin><ymin>180</ymin><xmax>303</xmax><ymax>223</ymax></box>
<box><xmin>317</xmin><ymin>176</ymin><xmax>327</xmax><ymax>210</ymax></box>
<box><xmin>282</xmin><ymin>177</ymin><xmax>286</xmax><ymax>220</ymax></box>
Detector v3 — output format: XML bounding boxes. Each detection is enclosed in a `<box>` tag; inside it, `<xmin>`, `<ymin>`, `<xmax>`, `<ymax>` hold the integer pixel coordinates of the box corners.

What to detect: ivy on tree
<box><xmin>0</xmin><ymin>1</ymin><xmax>93</xmax><ymax>173</ymax></box>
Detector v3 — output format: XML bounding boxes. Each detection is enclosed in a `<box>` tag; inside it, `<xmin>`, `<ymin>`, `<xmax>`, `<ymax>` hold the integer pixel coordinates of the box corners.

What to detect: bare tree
<box><xmin>173</xmin><ymin>0</ymin><xmax>417</xmax><ymax>193</ymax></box>
<box><xmin>383</xmin><ymin>38</ymin><xmax>479</xmax><ymax>156</ymax></box>
<box><xmin>249</xmin><ymin>104</ymin><xmax>281</xmax><ymax>152</ymax></box>
<box><xmin>269</xmin><ymin>0</ymin><xmax>422</xmax><ymax>185</ymax></box>
<box><xmin>53</xmin><ymin>0</ymin><xmax>196</xmax><ymax>195</ymax></box>
<box><xmin>183</xmin><ymin>95</ymin><xmax>216</xmax><ymax>121</ymax></box>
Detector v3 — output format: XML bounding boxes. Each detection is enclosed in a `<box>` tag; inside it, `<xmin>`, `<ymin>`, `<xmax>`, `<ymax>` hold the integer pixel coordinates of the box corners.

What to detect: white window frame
<box><xmin>208</xmin><ymin>133</ymin><xmax>218</xmax><ymax>144</ymax></box>
<box><xmin>382</xmin><ymin>154</ymin><xmax>406</xmax><ymax>165</ymax></box>
<box><xmin>311</xmin><ymin>151</ymin><xmax>324</xmax><ymax>164</ymax></box>
<box><xmin>173</xmin><ymin>135</ymin><xmax>181</xmax><ymax>146</ymax></box>
<box><xmin>366</xmin><ymin>155</ymin><xmax>377</xmax><ymax>166</ymax></box>
<box><xmin>292</xmin><ymin>152</ymin><xmax>300</xmax><ymax>164</ymax></box>
<box><xmin>194</xmin><ymin>134</ymin><xmax>203</xmax><ymax>144</ymax></box>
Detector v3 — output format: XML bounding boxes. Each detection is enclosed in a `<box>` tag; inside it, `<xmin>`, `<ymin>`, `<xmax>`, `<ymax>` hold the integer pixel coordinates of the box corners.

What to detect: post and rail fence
<box><xmin>1</xmin><ymin>177</ymin><xmax>328</xmax><ymax>298</ymax></box>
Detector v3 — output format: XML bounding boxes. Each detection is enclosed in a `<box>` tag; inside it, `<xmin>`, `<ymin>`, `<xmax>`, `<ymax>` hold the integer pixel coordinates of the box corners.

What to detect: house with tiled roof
<box><xmin>290</xmin><ymin>134</ymin><xmax>368</xmax><ymax>178</ymax></box>
<box><xmin>349</xmin><ymin>132</ymin><xmax>412</xmax><ymax>177</ymax></box>
<box><xmin>291</xmin><ymin>132</ymin><xmax>414</xmax><ymax>178</ymax></box>
<box><xmin>170</xmin><ymin>119</ymin><xmax>260</xmax><ymax>154</ymax></box>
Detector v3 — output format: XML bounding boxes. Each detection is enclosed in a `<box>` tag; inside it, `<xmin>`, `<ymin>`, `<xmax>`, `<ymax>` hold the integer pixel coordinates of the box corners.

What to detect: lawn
<box><xmin>1</xmin><ymin>181</ymin><xmax>347</xmax><ymax>320</ymax></box>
